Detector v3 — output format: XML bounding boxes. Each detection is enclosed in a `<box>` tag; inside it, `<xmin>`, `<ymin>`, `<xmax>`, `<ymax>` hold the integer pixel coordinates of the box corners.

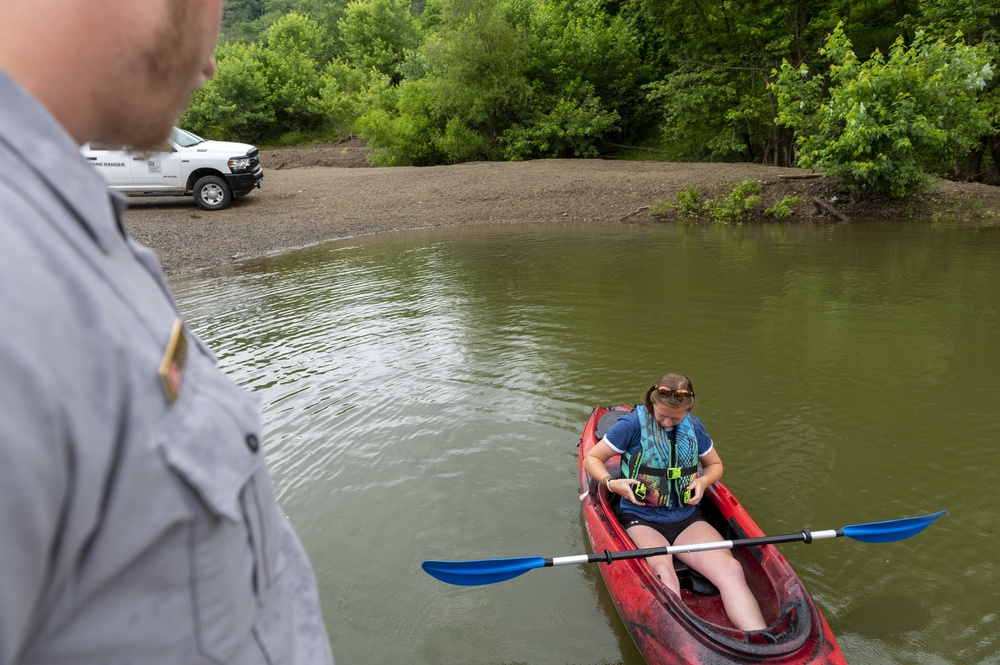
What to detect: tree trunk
<box><xmin>954</xmin><ymin>134</ymin><xmax>1000</xmax><ymax>185</ymax></box>
<box><xmin>985</xmin><ymin>135</ymin><xmax>1000</xmax><ymax>186</ymax></box>
<box><xmin>956</xmin><ymin>144</ymin><xmax>985</xmax><ymax>182</ymax></box>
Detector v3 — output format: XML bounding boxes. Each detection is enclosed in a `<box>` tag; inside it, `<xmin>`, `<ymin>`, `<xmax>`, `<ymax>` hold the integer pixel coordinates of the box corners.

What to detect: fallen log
<box><xmin>620</xmin><ymin>204</ymin><xmax>651</xmax><ymax>221</ymax></box>
<box><xmin>812</xmin><ymin>196</ymin><xmax>850</xmax><ymax>222</ymax></box>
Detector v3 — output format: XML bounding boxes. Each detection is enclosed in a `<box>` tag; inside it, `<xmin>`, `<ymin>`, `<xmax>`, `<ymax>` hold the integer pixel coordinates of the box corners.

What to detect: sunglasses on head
<box><xmin>655</xmin><ymin>386</ymin><xmax>694</xmax><ymax>400</ymax></box>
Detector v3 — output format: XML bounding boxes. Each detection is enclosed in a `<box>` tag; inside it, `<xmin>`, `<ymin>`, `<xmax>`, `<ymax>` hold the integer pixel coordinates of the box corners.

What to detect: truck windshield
<box><xmin>171</xmin><ymin>127</ymin><xmax>207</xmax><ymax>148</ymax></box>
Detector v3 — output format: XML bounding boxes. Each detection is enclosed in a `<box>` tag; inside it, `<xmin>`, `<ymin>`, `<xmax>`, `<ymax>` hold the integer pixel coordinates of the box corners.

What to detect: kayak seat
<box><xmin>675</xmin><ymin>562</ymin><xmax>720</xmax><ymax>596</ymax></box>
<box><xmin>595</xmin><ymin>407</ymin><xmax>629</xmax><ymax>440</ymax></box>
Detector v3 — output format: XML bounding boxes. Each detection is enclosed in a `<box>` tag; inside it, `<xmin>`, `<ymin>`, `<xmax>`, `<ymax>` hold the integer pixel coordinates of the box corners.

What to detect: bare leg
<box><xmin>674</xmin><ymin>521</ymin><xmax>767</xmax><ymax>631</ymax></box>
<box><xmin>624</xmin><ymin>524</ymin><xmax>681</xmax><ymax>594</ymax></box>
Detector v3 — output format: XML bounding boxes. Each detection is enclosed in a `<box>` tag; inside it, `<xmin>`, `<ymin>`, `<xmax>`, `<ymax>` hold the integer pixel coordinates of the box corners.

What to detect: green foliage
<box><xmin>221</xmin><ymin>0</ymin><xmax>268</xmax><ymax>43</ymax></box>
<box><xmin>435</xmin><ymin>118</ymin><xmax>491</xmax><ymax>163</ymax></box>
<box><xmin>498</xmin><ymin>81</ymin><xmax>619</xmax><ymax>160</ymax></box>
<box><xmin>527</xmin><ymin>0</ymin><xmax>656</xmax><ymax>140</ymax></box>
<box><xmin>295</xmin><ymin>0</ymin><xmax>353</xmax><ymax>64</ymax></box>
<box><xmin>183</xmin><ymin>12</ymin><xmax>340</xmax><ymax>142</ymax></box>
<box><xmin>645</xmin><ymin>69</ymin><xmax>745</xmax><ymax>161</ymax></box>
<box><xmin>357</xmin><ymin>0</ymin><xmax>530</xmax><ymax>165</ymax></box>
<box><xmin>202</xmin><ymin>0</ymin><xmax>998</xmax><ymax>181</ymax></box>
<box><xmin>340</xmin><ymin>0</ymin><xmax>421</xmax><ymax>81</ymax></box>
<box><xmin>905</xmin><ymin>0</ymin><xmax>1000</xmax><ymax>44</ymax></box>
<box><xmin>423</xmin><ymin>0</ymin><xmax>535</xmax><ymax>138</ymax></box>
<box><xmin>358</xmin><ymin>77</ymin><xmax>445</xmax><ymax>165</ymax></box>
<box><xmin>634</xmin><ymin>0</ymin><xmax>835</xmax><ymax>164</ymax></box>
<box><xmin>653</xmin><ymin>185</ymin><xmax>702</xmax><ymax>218</ymax></box>
<box><xmin>181</xmin><ymin>41</ymin><xmax>275</xmax><ymax>141</ymax></box>
<box><xmin>356</xmin><ymin>0</ymin><xmax>638</xmax><ymax>165</ymax></box>
<box><xmin>704</xmin><ymin>179</ymin><xmax>764</xmax><ymax>225</ymax></box>
<box><xmin>311</xmin><ymin>60</ymin><xmax>370</xmax><ymax>138</ymax></box>
<box><xmin>266</xmin><ymin>9</ymin><xmax>325</xmax><ymax>62</ymax></box>
<box><xmin>774</xmin><ymin>25</ymin><xmax>994</xmax><ymax>197</ymax></box>
<box><xmin>261</xmin><ymin>12</ymin><xmax>326</xmax><ymax>131</ymax></box>
<box><xmin>652</xmin><ymin>180</ymin><xmax>799</xmax><ymax>223</ymax></box>
<box><xmin>764</xmin><ymin>196</ymin><xmax>802</xmax><ymax>219</ymax></box>
<box><xmin>906</xmin><ymin>0</ymin><xmax>1000</xmax><ymax>182</ymax></box>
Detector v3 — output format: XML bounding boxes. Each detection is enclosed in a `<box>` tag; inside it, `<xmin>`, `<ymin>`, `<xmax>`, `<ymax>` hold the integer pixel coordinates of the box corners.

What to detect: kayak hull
<box><xmin>579</xmin><ymin>405</ymin><xmax>847</xmax><ymax>664</ymax></box>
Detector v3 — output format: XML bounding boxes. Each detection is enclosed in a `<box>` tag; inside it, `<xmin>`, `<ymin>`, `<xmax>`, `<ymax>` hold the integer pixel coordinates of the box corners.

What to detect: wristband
<box><xmin>602</xmin><ymin>476</ymin><xmax>613</xmax><ymax>489</ymax></box>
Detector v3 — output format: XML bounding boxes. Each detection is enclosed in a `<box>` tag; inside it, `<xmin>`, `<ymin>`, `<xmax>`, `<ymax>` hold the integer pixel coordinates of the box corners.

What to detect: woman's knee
<box><xmin>713</xmin><ymin>555</ymin><xmax>749</xmax><ymax>587</ymax></box>
<box><xmin>650</xmin><ymin>562</ymin><xmax>680</xmax><ymax>591</ymax></box>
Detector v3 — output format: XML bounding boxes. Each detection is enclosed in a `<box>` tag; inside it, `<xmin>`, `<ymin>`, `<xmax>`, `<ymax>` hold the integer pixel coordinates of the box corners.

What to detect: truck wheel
<box><xmin>193</xmin><ymin>175</ymin><xmax>232</xmax><ymax>210</ymax></box>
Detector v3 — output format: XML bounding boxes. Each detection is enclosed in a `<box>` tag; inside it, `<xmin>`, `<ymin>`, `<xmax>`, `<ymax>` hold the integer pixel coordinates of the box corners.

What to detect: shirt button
<box><xmin>245</xmin><ymin>434</ymin><xmax>260</xmax><ymax>453</ymax></box>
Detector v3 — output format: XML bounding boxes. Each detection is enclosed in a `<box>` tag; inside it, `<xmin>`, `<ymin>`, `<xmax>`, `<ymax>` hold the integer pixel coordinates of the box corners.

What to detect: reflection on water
<box><xmin>841</xmin><ymin>594</ymin><xmax>929</xmax><ymax>637</ymax></box>
<box><xmin>170</xmin><ymin>221</ymin><xmax>1000</xmax><ymax>665</ymax></box>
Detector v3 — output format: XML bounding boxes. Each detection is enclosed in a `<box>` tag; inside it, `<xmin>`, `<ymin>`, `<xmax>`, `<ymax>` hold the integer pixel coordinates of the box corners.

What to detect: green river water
<box><xmin>170</xmin><ymin>221</ymin><xmax>1000</xmax><ymax>665</ymax></box>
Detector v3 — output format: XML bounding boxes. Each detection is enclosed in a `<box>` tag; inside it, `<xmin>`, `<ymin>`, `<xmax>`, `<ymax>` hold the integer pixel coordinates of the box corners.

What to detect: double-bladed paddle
<box><xmin>422</xmin><ymin>510</ymin><xmax>946</xmax><ymax>587</ymax></box>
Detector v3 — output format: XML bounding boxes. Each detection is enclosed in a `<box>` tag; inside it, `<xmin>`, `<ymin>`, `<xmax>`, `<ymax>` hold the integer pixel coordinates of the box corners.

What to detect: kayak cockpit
<box><xmin>580</xmin><ymin>404</ymin><xmax>846</xmax><ymax>663</ymax></box>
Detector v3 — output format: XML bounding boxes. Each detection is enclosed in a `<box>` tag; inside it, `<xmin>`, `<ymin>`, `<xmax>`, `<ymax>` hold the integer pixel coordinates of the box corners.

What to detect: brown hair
<box><xmin>642</xmin><ymin>372</ymin><xmax>696</xmax><ymax>412</ymax></box>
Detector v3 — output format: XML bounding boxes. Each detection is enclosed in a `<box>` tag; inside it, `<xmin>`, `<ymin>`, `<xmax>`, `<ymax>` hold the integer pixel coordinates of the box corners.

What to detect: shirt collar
<box><xmin>0</xmin><ymin>68</ymin><xmax>125</xmax><ymax>253</ymax></box>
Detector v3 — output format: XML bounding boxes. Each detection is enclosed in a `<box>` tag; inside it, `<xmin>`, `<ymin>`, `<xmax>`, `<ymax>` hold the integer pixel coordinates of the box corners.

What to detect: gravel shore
<box><xmin>122</xmin><ymin>146</ymin><xmax>1000</xmax><ymax>276</ymax></box>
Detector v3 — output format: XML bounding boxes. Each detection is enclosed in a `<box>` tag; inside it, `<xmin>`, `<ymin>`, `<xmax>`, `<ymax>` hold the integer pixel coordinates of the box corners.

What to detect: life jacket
<box><xmin>621</xmin><ymin>404</ymin><xmax>699</xmax><ymax>509</ymax></box>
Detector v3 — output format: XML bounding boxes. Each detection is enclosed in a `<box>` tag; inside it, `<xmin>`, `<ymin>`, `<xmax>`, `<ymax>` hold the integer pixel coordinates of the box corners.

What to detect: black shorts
<box><xmin>617</xmin><ymin>506</ymin><xmax>707</xmax><ymax>545</ymax></box>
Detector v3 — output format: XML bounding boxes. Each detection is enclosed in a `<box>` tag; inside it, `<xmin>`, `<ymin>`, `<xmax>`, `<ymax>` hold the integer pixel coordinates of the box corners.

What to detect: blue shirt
<box><xmin>603</xmin><ymin>410</ymin><xmax>714</xmax><ymax>524</ymax></box>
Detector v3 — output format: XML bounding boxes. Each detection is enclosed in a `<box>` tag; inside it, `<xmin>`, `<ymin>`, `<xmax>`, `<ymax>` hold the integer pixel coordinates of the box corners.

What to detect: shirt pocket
<box><xmin>155</xmin><ymin>349</ymin><xmax>284</xmax><ymax>664</ymax></box>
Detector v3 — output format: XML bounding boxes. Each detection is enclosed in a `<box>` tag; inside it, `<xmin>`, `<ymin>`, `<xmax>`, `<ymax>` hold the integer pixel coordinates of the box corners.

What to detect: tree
<box><xmin>311</xmin><ymin>59</ymin><xmax>371</xmax><ymax>139</ymax></box>
<box><xmin>260</xmin><ymin>12</ymin><xmax>327</xmax><ymax>134</ymax></box>
<box><xmin>339</xmin><ymin>0</ymin><xmax>421</xmax><ymax>82</ymax></box>
<box><xmin>905</xmin><ymin>0</ymin><xmax>999</xmax><ymax>183</ymax></box>
<box><xmin>181</xmin><ymin>41</ymin><xmax>275</xmax><ymax>141</ymax></box>
<box><xmin>358</xmin><ymin>0</ymin><xmax>627</xmax><ymax>164</ymax></box>
<box><xmin>631</xmin><ymin>0</ymin><xmax>923</xmax><ymax>164</ymax></box>
<box><xmin>773</xmin><ymin>25</ymin><xmax>993</xmax><ymax>197</ymax></box>
<box><xmin>525</xmin><ymin>0</ymin><xmax>656</xmax><ymax>143</ymax></box>
<box><xmin>295</xmin><ymin>0</ymin><xmax>353</xmax><ymax>64</ymax></box>
<box><xmin>221</xmin><ymin>0</ymin><xmax>268</xmax><ymax>42</ymax></box>
<box><xmin>358</xmin><ymin>0</ymin><xmax>536</xmax><ymax>164</ymax></box>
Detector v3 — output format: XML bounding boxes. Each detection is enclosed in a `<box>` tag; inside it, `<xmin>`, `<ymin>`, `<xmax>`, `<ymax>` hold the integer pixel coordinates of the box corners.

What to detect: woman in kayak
<box><xmin>583</xmin><ymin>372</ymin><xmax>767</xmax><ymax>631</ymax></box>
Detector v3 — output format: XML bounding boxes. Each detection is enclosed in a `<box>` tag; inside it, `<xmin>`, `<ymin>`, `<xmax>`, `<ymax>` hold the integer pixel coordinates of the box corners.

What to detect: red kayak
<box><xmin>579</xmin><ymin>405</ymin><xmax>847</xmax><ymax>664</ymax></box>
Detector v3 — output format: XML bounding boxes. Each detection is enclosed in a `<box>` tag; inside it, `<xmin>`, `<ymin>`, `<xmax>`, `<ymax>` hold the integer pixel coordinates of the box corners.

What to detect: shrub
<box><xmin>704</xmin><ymin>179</ymin><xmax>763</xmax><ymax>224</ymax></box>
<box><xmin>765</xmin><ymin>196</ymin><xmax>802</xmax><ymax>219</ymax></box>
<box><xmin>653</xmin><ymin>181</ymin><xmax>802</xmax><ymax>223</ymax></box>
<box><xmin>773</xmin><ymin>25</ymin><xmax>993</xmax><ymax>198</ymax></box>
<box><xmin>652</xmin><ymin>185</ymin><xmax>702</xmax><ymax>218</ymax></box>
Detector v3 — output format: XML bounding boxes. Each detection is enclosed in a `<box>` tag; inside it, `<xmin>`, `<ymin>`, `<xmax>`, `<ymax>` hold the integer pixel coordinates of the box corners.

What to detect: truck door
<box><xmin>83</xmin><ymin>143</ymin><xmax>132</xmax><ymax>188</ymax></box>
<box><xmin>128</xmin><ymin>142</ymin><xmax>183</xmax><ymax>191</ymax></box>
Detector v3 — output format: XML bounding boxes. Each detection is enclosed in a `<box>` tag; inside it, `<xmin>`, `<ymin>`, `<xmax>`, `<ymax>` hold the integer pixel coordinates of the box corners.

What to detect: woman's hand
<box><xmin>686</xmin><ymin>449</ymin><xmax>724</xmax><ymax>504</ymax></box>
<box><xmin>685</xmin><ymin>475</ymin><xmax>711</xmax><ymax>505</ymax></box>
<box><xmin>608</xmin><ymin>478</ymin><xmax>643</xmax><ymax>505</ymax></box>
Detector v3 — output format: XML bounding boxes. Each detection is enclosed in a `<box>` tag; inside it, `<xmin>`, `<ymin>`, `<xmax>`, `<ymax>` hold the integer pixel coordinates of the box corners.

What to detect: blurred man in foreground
<box><xmin>0</xmin><ymin>2</ymin><xmax>334</xmax><ymax>663</ymax></box>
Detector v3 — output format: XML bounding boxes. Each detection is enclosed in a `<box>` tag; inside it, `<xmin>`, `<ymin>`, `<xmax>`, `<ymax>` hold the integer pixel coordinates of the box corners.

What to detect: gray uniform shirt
<box><xmin>0</xmin><ymin>70</ymin><xmax>333</xmax><ymax>665</ymax></box>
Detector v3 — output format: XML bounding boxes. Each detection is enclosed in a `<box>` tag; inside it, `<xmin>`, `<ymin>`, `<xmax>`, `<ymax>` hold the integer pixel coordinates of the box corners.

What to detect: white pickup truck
<box><xmin>81</xmin><ymin>127</ymin><xmax>263</xmax><ymax>210</ymax></box>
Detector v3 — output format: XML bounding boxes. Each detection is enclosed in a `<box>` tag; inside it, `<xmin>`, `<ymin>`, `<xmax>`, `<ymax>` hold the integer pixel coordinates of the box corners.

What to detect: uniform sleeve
<box><xmin>0</xmin><ymin>338</ymin><xmax>70</xmax><ymax>665</ymax></box>
<box><xmin>0</xmin><ymin>185</ymin><xmax>77</xmax><ymax>664</ymax></box>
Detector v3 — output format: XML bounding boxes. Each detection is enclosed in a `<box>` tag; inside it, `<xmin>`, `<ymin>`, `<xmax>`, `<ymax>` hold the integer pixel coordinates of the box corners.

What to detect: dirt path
<box><xmin>122</xmin><ymin>143</ymin><xmax>1000</xmax><ymax>276</ymax></box>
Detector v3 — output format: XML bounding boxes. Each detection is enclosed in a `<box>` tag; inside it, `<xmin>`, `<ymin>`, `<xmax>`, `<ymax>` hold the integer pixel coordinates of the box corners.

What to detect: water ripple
<box><xmin>168</xmin><ymin>222</ymin><xmax>1000</xmax><ymax>665</ymax></box>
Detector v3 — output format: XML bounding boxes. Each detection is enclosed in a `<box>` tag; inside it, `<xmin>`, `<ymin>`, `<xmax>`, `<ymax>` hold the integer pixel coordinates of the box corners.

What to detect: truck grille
<box><xmin>247</xmin><ymin>148</ymin><xmax>261</xmax><ymax>173</ymax></box>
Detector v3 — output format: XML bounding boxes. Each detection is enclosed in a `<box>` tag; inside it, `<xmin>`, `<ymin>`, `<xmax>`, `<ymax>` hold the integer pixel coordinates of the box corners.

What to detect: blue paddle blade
<box><xmin>842</xmin><ymin>510</ymin><xmax>947</xmax><ymax>543</ymax></box>
<box><xmin>422</xmin><ymin>556</ymin><xmax>546</xmax><ymax>586</ymax></box>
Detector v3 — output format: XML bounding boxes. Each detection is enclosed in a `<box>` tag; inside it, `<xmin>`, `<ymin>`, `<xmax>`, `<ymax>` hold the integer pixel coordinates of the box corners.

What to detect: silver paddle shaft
<box><xmin>549</xmin><ymin>529</ymin><xmax>842</xmax><ymax>567</ymax></box>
